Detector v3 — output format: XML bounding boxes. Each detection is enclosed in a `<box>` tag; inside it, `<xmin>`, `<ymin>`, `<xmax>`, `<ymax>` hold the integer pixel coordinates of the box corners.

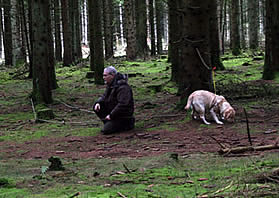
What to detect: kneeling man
<box><xmin>93</xmin><ymin>66</ymin><xmax>135</xmax><ymax>134</ymax></box>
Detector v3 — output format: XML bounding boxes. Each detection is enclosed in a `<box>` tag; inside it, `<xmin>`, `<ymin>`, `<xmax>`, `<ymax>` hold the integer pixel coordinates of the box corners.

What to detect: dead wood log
<box><xmin>219</xmin><ymin>144</ymin><xmax>279</xmax><ymax>155</ymax></box>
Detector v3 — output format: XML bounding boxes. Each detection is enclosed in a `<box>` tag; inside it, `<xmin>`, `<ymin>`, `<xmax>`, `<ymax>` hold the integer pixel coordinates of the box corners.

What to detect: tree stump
<box><xmin>48</xmin><ymin>156</ymin><xmax>65</xmax><ymax>171</ymax></box>
<box><xmin>36</xmin><ymin>108</ymin><xmax>55</xmax><ymax>121</ymax></box>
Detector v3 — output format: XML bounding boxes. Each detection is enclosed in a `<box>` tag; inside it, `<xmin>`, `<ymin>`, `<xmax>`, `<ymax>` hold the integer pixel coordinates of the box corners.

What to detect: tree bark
<box><xmin>231</xmin><ymin>0</ymin><xmax>241</xmax><ymax>55</ymax></box>
<box><xmin>61</xmin><ymin>0</ymin><xmax>73</xmax><ymax>66</ymax></box>
<box><xmin>248</xmin><ymin>0</ymin><xmax>259</xmax><ymax>51</ymax></box>
<box><xmin>135</xmin><ymin>0</ymin><xmax>149</xmax><ymax>58</ymax></box>
<box><xmin>262</xmin><ymin>0</ymin><xmax>279</xmax><ymax>80</ymax></box>
<box><xmin>155</xmin><ymin>0</ymin><xmax>163</xmax><ymax>55</ymax></box>
<box><xmin>31</xmin><ymin>0</ymin><xmax>53</xmax><ymax>104</ymax></box>
<box><xmin>54</xmin><ymin>0</ymin><xmax>62</xmax><ymax>62</ymax></box>
<box><xmin>88</xmin><ymin>0</ymin><xmax>104</xmax><ymax>84</ymax></box>
<box><xmin>176</xmin><ymin>0</ymin><xmax>213</xmax><ymax>98</ymax></box>
<box><xmin>3</xmin><ymin>0</ymin><xmax>13</xmax><ymax>66</ymax></box>
<box><xmin>149</xmin><ymin>0</ymin><xmax>156</xmax><ymax>56</ymax></box>
<box><xmin>103</xmin><ymin>0</ymin><xmax>114</xmax><ymax>59</ymax></box>
<box><xmin>124</xmin><ymin>0</ymin><xmax>137</xmax><ymax>60</ymax></box>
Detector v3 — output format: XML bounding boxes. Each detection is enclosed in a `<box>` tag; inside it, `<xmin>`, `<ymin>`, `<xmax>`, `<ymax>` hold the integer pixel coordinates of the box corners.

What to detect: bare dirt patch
<box><xmin>1</xmin><ymin>93</ymin><xmax>279</xmax><ymax>161</ymax></box>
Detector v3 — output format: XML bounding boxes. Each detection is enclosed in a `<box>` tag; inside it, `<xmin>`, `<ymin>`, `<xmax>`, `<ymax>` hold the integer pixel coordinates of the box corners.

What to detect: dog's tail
<box><xmin>184</xmin><ymin>94</ymin><xmax>193</xmax><ymax>110</ymax></box>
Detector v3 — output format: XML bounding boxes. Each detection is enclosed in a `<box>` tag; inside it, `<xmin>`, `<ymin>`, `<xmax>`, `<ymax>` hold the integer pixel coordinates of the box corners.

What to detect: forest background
<box><xmin>0</xmin><ymin>0</ymin><xmax>279</xmax><ymax>197</ymax></box>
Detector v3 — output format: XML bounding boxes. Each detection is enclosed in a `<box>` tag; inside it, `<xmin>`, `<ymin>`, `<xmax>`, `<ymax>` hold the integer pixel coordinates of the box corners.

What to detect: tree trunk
<box><xmin>3</xmin><ymin>0</ymin><xmax>13</xmax><ymax>66</ymax></box>
<box><xmin>248</xmin><ymin>0</ymin><xmax>259</xmax><ymax>51</ymax></box>
<box><xmin>71</xmin><ymin>0</ymin><xmax>82</xmax><ymax>63</ymax></box>
<box><xmin>231</xmin><ymin>0</ymin><xmax>241</xmax><ymax>55</ymax></box>
<box><xmin>263</xmin><ymin>0</ymin><xmax>279</xmax><ymax>80</ymax></box>
<box><xmin>0</xmin><ymin>4</ymin><xmax>3</xmax><ymax>59</ymax></box>
<box><xmin>149</xmin><ymin>0</ymin><xmax>156</xmax><ymax>56</ymax></box>
<box><xmin>135</xmin><ymin>0</ymin><xmax>149</xmax><ymax>58</ymax></box>
<box><xmin>27</xmin><ymin>0</ymin><xmax>33</xmax><ymax>78</ymax></box>
<box><xmin>88</xmin><ymin>0</ymin><xmax>104</xmax><ymax>84</ymax></box>
<box><xmin>176</xmin><ymin>0</ymin><xmax>213</xmax><ymax>98</ymax></box>
<box><xmin>155</xmin><ymin>0</ymin><xmax>163</xmax><ymax>55</ymax></box>
<box><xmin>54</xmin><ymin>0</ymin><xmax>62</xmax><ymax>62</ymax></box>
<box><xmin>31</xmin><ymin>0</ymin><xmax>53</xmax><ymax>104</ymax></box>
<box><xmin>103</xmin><ymin>0</ymin><xmax>114</xmax><ymax>59</ymax></box>
<box><xmin>19</xmin><ymin>0</ymin><xmax>30</xmax><ymax>65</ymax></box>
<box><xmin>239</xmin><ymin>0</ymin><xmax>247</xmax><ymax>49</ymax></box>
<box><xmin>168</xmin><ymin>0</ymin><xmax>181</xmax><ymax>82</ymax></box>
<box><xmin>209</xmin><ymin>0</ymin><xmax>225</xmax><ymax>70</ymax></box>
<box><xmin>61</xmin><ymin>0</ymin><xmax>73</xmax><ymax>66</ymax></box>
<box><xmin>124</xmin><ymin>0</ymin><xmax>137</xmax><ymax>60</ymax></box>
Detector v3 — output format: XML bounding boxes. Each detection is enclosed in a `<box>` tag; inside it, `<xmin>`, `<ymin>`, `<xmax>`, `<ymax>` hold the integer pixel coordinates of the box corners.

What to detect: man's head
<box><xmin>103</xmin><ymin>66</ymin><xmax>117</xmax><ymax>85</ymax></box>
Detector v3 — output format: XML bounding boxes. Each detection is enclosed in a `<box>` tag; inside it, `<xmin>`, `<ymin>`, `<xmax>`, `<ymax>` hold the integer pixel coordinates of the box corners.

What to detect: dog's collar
<box><xmin>210</xmin><ymin>96</ymin><xmax>226</xmax><ymax>110</ymax></box>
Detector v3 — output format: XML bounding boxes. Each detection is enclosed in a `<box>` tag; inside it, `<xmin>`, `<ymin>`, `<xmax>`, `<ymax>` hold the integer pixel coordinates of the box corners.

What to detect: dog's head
<box><xmin>223</xmin><ymin>107</ymin><xmax>235</xmax><ymax>122</ymax></box>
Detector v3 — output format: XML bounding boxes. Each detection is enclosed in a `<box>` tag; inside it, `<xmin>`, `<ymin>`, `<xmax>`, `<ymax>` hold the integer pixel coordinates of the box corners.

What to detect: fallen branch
<box><xmin>30</xmin><ymin>98</ymin><xmax>37</xmax><ymax>121</ymax></box>
<box><xmin>243</xmin><ymin>108</ymin><xmax>252</xmax><ymax>146</ymax></box>
<box><xmin>213</xmin><ymin>181</ymin><xmax>234</xmax><ymax>195</ymax></box>
<box><xmin>208</xmin><ymin>135</ymin><xmax>227</xmax><ymax>149</ymax></box>
<box><xmin>117</xmin><ymin>192</ymin><xmax>128</xmax><ymax>198</ymax></box>
<box><xmin>123</xmin><ymin>163</ymin><xmax>131</xmax><ymax>173</ymax></box>
<box><xmin>219</xmin><ymin>144</ymin><xmax>279</xmax><ymax>155</ymax></box>
<box><xmin>57</xmin><ymin>99</ymin><xmax>95</xmax><ymax>114</ymax></box>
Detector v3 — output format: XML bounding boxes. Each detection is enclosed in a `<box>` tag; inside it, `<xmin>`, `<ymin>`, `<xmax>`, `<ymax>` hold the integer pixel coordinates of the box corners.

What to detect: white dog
<box><xmin>185</xmin><ymin>90</ymin><xmax>235</xmax><ymax>125</ymax></box>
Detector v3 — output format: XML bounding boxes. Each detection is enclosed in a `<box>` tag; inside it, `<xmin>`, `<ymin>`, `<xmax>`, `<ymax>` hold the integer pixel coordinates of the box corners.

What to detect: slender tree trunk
<box><xmin>231</xmin><ymin>0</ymin><xmax>241</xmax><ymax>55</ymax></box>
<box><xmin>263</xmin><ymin>0</ymin><xmax>279</xmax><ymax>80</ymax></box>
<box><xmin>72</xmin><ymin>0</ymin><xmax>82</xmax><ymax>62</ymax></box>
<box><xmin>168</xmin><ymin>0</ymin><xmax>180</xmax><ymax>82</ymax></box>
<box><xmin>135</xmin><ymin>0</ymin><xmax>149</xmax><ymax>58</ymax></box>
<box><xmin>3</xmin><ymin>0</ymin><xmax>13</xmax><ymax>66</ymax></box>
<box><xmin>0</xmin><ymin>4</ymin><xmax>3</xmax><ymax>59</ymax></box>
<box><xmin>28</xmin><ymin>0</ymin><xmax>33</xmax><ymax>78</ymax></box>
<box><xmin>149</xmin><ymin>0</ymin><xmax>156</xmax><ymax>56</ymax></box>
<box><xmin>248</xmin><ymin>0</ymin><xmax>259</xmax><ymax>51</ymax></box>
<box><xmin>54</xmin><ymin>0</ymin><xmax>62</xmax><ymax>62</ymax></box>
<box><xmin>209</xmin><ymin>0</ymin><xmax>225</xmax><ymax>70</ymax></box>
<box><xmin>124</xmin><ymin>0</ymin><xmax>137</xmax><ymax>60</ymax></box>
<box><xmin>155</xmin><ymin>0</ymin><xmax>163</xmax><ymax>55</ymax></box>
<box><xmin>61</xmin><ymin>0</ymin><xmax>73</xmax><ymax>66</ymax></box>
<box><xmin>20</xmin><ymin>0</ymin><xmax>29</xmax><ymax>64</ymax></box>
<box><xmin>31</xmin><ymin>0</ymin><xmax>53</xmax><ymax>104</ymax></box>
<box><xmin>88</xmin><ymin>0</ymin><xmax>104</xmax><ymax>84</ymax></box>
<box><xmin>103</xmin><ymin>0</ymin><xmax>114</xmax><ymax>59</ymax></box>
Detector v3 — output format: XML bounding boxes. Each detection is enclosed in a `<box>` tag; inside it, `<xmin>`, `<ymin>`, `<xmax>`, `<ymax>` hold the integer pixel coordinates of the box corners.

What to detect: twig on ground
<box><xmin>68</xmin><ymin>192</ymin><xmax>81</xmax><ymax>198</ymax></box>
<box><xmin>219</xmin><ymin>144</ymin><xmax>279</xmax><ymax>155</ymax></box>
<box><xmin>30</xmin><ymin>98</ymin><xmax>37</xmax><ymax>121</ymax></box>
<box><xmin>57</xmin><ymin>99</ymin><xmax>95</xmax><ymax>114</ymax></box>
<box><xmin>243</xmin><ymin>108</ymin><xmax>252</xmax><ymax>146</ymax></box>
<box><xmin>36</xmin><ymin>119</ymin><xmax>99</xmax><ymax>126</ymax></box>
<box><xmin>208</xmin><ymin>135</ymin><xmax>227</xmax><ymax>149</ymax></box>
<box><xmin>213</xmin><ymin>181</ymin><xmax>234</xmax><ymax>195</ymax></box>
<box><xmin>123</xmin><ymin>163</ymin><xmax>131</xmax><ymax>173</ymax></box>
<box><xmin>117</xmin><ymin>192</ymin><xmax>128</xmax><ymax>198</ymax></box>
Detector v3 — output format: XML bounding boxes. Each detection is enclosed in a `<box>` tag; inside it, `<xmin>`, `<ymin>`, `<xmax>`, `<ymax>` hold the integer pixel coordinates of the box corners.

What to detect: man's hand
<box><xmin>105</xmin><ymin>115</ymin><xmax>111</xmax><ymax>120</ymax></box>
<box><xmin>94</xmin><ymin>103</ymin><xmax>100</xmax><ymax>112</ymax></box>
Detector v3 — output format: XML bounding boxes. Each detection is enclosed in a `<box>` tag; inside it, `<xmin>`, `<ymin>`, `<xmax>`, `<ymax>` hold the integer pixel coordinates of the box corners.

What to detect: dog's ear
<box><xmin>225</xmin><ymin>109</ymin><xmax>235</xmax><ymax>121</ymax></box>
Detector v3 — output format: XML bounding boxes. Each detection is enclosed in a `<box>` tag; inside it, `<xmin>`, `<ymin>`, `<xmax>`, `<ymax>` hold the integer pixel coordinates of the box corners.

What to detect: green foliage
<box><xmin>2</xmin><ymin>54</ymin><xmax>279</xmax><ymax>197</ymax></box>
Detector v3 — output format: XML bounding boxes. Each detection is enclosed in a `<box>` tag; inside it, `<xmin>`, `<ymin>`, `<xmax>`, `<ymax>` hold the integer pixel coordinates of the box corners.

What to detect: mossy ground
<box><xmin>1</xmin><ymin>54</ymin><xmax>279</xmax><ymax>197</ymax></box>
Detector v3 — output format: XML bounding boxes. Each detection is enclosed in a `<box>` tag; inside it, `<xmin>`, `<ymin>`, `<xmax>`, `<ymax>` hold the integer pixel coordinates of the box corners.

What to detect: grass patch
<box><xmin>0</xmin><ymin>153</ymin><xmax>278</xmax><ymax>197</ymax></box>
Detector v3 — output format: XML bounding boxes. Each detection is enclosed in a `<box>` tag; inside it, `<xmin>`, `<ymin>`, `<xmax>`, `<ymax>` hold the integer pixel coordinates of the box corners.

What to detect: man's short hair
<box><xmin>104</xmin><ymin>66</ymin><xmax>117</xmax><ymax>75</ymax></box>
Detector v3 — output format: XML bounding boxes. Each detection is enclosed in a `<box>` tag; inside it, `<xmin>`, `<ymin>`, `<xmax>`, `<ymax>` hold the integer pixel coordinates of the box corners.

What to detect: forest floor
<box><xmin>1</xmin><ymin>56</ymin><xmax>279</xmax><ymax>197</ymax></box>
<box><xmin>1</xmin><ymin>89</ymin><xmax>279</xmax><ymax>161</ymax></box>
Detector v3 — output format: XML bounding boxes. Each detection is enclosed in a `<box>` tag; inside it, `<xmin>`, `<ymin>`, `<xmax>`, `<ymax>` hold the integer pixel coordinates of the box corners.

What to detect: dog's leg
<box><xmin>210</xmin><ymin>108</ymin><xmax>223</xmax><ymax>125</ymax></box>
<box><xmin>200</xmin><ymin>114</ymin><xmax>211</xmax><ymax>125</ymax></box>
<box><xmin>194</xmin><ymin>103</ymin><xmax>211</xmax><ymax>124</ymax></box>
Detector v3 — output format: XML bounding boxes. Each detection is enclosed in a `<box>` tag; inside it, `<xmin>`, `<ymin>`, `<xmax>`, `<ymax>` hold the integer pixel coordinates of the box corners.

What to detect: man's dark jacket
<box><xmin>95</xmin><ymin>73</ymin><xmax>134</xmax><ymax>120</ymax></box>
